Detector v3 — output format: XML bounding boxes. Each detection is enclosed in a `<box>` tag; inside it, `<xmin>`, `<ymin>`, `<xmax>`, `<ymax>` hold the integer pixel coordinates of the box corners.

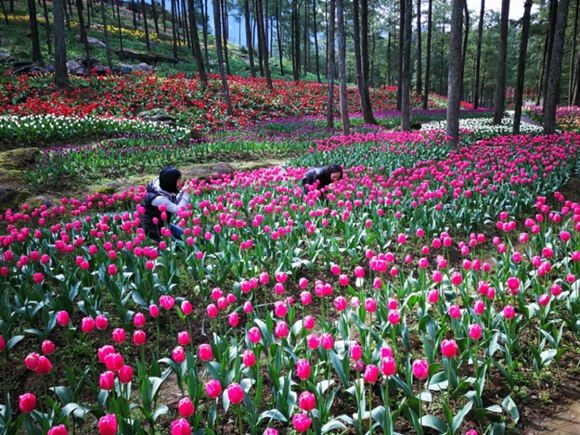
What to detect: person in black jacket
<box><xmin>140</xmin><ymin>167</ymin><xmax>193</xmax><ymax>243</ymax></box>
<box><xmin>301</xmin><ymin>164</ymin><xmax>343</xmax><ymax>197</ymax></box>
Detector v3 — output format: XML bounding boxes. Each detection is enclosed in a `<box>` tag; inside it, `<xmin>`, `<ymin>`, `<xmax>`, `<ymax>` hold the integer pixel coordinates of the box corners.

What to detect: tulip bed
<box><xmin>0</xmin><ymin>72</ymin><xmax>459</xmax><ymax>134</ymax></box>
<box><xmin>1</xmin><ymin>123</ymin><xmax>580</xmax><ymax>435</ymax></box>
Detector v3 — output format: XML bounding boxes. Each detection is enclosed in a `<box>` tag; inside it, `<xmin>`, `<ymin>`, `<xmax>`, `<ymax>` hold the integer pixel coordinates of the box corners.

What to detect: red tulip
<box><xmin>172</xmin><ymin>346</ymin><xmax>186</xmax><ymax>363</ymax></box>
<box><xmin>36</xmin><ymin>356</ymin><xmax>52</xmax><ymax>375</ymax></box>
<box><xmin>81</xmin><ymin>317</ymin><xmax>95</xmax><ymax>333</ymax></box>
<box><xmin>25</xmin><ymin>352</ymin><xmax>40</xmax><ymax>371</ymax></box>
<box><xmin>95</xmin><ymin>314</ymin><xmax>109</xmax><ymax>330</ymax></box>
<box><xmin>198</xmin><ymin>344</ymin><xmax>212</xmax><ymax>361</ymax></box>
<box><xmin>118</xmin><ymin>365</ymin><xmax>133</xmax><ymax>384</ymax></box>
<box><xmin>56</xmin><ymin>310</ymin><xmax>70</xmax><ymax>327</ymax></box>
<box><xmin>292</xmin><ymin>413</ymin><xmax>312</xmax><ymax>433</ymax></box>
<box><xmin>178</xmin><ymin>331</ymin><xmax>191</xmax><ymax>346</ymax></box>
<box><xmin>364</xmin><ymin>364</ymin><xmax>379</xmax><ymax>383</ymax></box>
<box><xmin>112</xmin><ymin>328</ymin><xmax>126</xmax><ymax>344</ymax></box>
<box><xmin>412</xmin><ymin>359</ymin><xmax>429</xmax><ymax>379</ymax></box>
<box><xmin>133</xmin><ymin>330</ymin><xmax>146</xmax><ymax>346</ymax></box>
<box><xmin>47</xmin><ymin>425</ymin><xmax>69</xmax><ymax>435</ymax></box>
<box><xmin>441</xmin><ymin>339</ymin><xmax>458</xmax><ymax>358</ymax></box>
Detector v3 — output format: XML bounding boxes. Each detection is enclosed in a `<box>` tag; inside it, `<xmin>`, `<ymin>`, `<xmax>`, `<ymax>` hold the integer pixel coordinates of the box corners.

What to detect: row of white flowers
<box><xmin>421</xmin><ymin>117</ymin><xmax>545</xmax><ymax>138</ymax></box>
<box><xmin>0</xmin><ymin>114</ymin><xmax>190</xmax><ymax>143</ymax></box>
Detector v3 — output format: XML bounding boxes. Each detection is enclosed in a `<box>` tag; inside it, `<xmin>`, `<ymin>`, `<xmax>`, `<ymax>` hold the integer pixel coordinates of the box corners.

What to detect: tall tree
<box><xmin>460</xmin><ymin>0</ymin><xmax>469</xmax><ymax>100</ymax></box>
<box><xmin>212</xmin><ymin>0</ymin><xmax>233</xmax><ymax>116</ymax></box>
<box><xmin>188</xmin><ymin>0</ymin><xmax>207</xmax><ymax>88</ymax></box>
<box><xmin>1</xmin><ymin>0</ymin><xmax>8</xmax><ymax>24</ymax></box>
<box><xmin>100</xmin><ymin>0</ymin><xmax>112</xmax><ymax>70</ymax></box>
<box><xmin>244</xmin><ymin>0</ymin><xmax>257</xmax><ymax>76</ymax></box>
<box><xmin>200</xmin><ymin>0</ymin><xmax>210</xmax><ymax>70</ymax></box>
<box><xmin>277</xmin><ymin>0</ymin><xmax>285</xmax><ymax>76</ymax></box>
<box><xmin>291</xmin><ymin>0</ymin><xmax>301</xmax><ymax>81</ymax></box>
<box><xmin>75</xmin><ymin>0</ymin><xmax>91</xmax><ymax>71</ymax></box>
<box><xmin>473</xmin><ymin>0</ymin><xmax>484</xmax><ymax>108</ymax></box>
<box><xmin>41</xmin><ymin>0</ymin><xmax>52</xmax><ymax>55</ymax></box>
<box><xmin>326</xmin><ymin>0</ymin><xmax>336</xmax><ymax>130</ymax></box>
<box><xmin>422</xmin><ymin>0</ymin><xmax>433</xmax><ymax>109</ymax></box>
<box><xmin>222</xmin><ymin>0</ymin><xmax>232</xmax><ymax>75</ymax></box>
<box><xmin>141</xmin><ymin>0</ymin><xmax>152</xmax><ymax>53</ymax></box>
<box><xmin>416</xmin><ymin>0</ymin><xmax>422</xmax><ymax>96</ymax></box>
<box><xmin>361</xmin><ymin>0</ymin><xmax>376</xmax><ymax>123</ymax></box>
<box><xmin>513</xmin><ymin>0</ymin><xmax>532</xmax><ymax>134</ymax></box>
<box><xmin>541</xmin><ymin>0</ymin><xmax>559</xmax><ymax>108</ymax></box>
<box><xmin>116</xmin><ymin>0</ymin><xmax>124</xmax><ymax>51</ymax></box>
<box><xmin>256</xmin><ymin>0</ymin><xmax>273</xmax><ymax>88</ymax></box>
<box><xmin>313</xmin><ymin>0</ymin><xmax>321</xmax><ymax>82</ymax></box>
<box><xmin>336</xmin><ymin>0</ymin><xmax>350</xmax><ymax>135</ymax></box>
<box><xmin>353</xmin><ymin>0</ymin><xmax>376</xmax><ymax>124</ymax></box>
<box><xmin>53</xmin><ymin>0</ymin><xmax>69</xmax><ymax>87</ymax></box>
<box><xmin>447</xmin><ymin>0</ymin><xmax>463</xmax><ymax>148</ymax></box>
<box><xmin>569</xmin><ymin>0</ymin><xmax>580</xmax><ymax>103</ymax></box>
<box><xmin>397</xmin><ymin>0</ymin><xmax>404</xmax><ymax>110</ymax></box>
<box><xmin>493</xmin><ymin>0</ymin><xmax>509</xmax><ymax>124</ymax></box>
<box><xmin>151</xmin><ymin>0</ymin><xmax>160</xmax><ymax>35</ymax></box>
<box><xmin>401</xmin><ymin>0</ymin><xmax>412</xmax><ymax>130</ymax></box>
<box><xmin>544</xmin><ymin>0</ymin><xmax>570</xmax><ymax>133</ymax></box>
<box><xmin>27</xmin><ymin>0</ymin><xmax>44</xmax><ymax>66</ymax></box>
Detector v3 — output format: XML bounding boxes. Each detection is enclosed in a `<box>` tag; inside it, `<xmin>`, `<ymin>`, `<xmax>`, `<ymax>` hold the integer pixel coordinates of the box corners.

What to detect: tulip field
<box><xmin>1</xmin><ymin>73</ymin><xmax>580</xmax><ymax>435</ymax></box>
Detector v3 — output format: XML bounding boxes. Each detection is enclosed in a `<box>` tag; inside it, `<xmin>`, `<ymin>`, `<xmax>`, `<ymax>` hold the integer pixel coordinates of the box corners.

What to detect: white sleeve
<box><xmin>151</xmin><ymin>192</ymin><xmax>190</xmax><ymax>214</ymax></box>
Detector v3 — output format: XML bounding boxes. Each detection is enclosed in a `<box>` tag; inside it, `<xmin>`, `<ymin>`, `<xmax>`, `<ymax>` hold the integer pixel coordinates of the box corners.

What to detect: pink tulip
<box><xmin>178</xmin><ymin>397</ymin><xmax>195</xmax><ymax>418</ymax></box>
<box><xmin>206</xmin><ymin>380</ymin><xmax>222</xmax><ymax>399</ymax></box>
<box><xmin>503</xmin><ymin>305</ymin><xmax>515</xmax><ymax>319</ymax></box>
<box><xmin>334</xmin><ymin>296</ymin><xmax>347</xmax><ymax>311</ymax></box>
<box><xmin>36</xmin><ymin>356</ymin><xmax>52</xmax><ymax>375</ymax></box>
<box><xmin>99</xmin><ymin>371</ymin><xmax>115</xmax><ymax>390</ymax></box>
<box><xmin>303</xmin><ymin>315</ymin><xmax>315</xmax><ymax>330</ymax></box>
<box><xmin>118</xmin><ymin>365</ymin><xmax>133</xmax><ymax>384</ymax></box>
<box><xmin>181</xmin><ymin>300</ymin><xmax>193</xmax><ymax>315</ymax></box>
<box><xmin>441</xmin><ymin>339</ymin><xmax>458</xmax><ymax>358</ymax></box>
<box><xmin>412</xmin><ymin>359</ymin><xmax>429</xmax><ymax>379</ymax></box>
<box><xmin>81</xmin><ymin>317</ymin><xmax>95</xmax><ymax>333</ymax></box>
<box><xmin>171</xmin><ymin>418</ymin><xmax>191</xmax><ymax>435</ymax></box>
<box><xmin>292</xmin><ymin>413</ymin><xmax>312</xmax><ymax>433</ymax></box>
<box><xmin>365</xmin><ymin>298</ymin><xmax>377</xmax><ymax>313</ymax></box>
<box><xmin>388</xmin><ymin>310</ymin><xmax>401</xmax><ymax>325</ymax></box>
<box><xmin>307</xmin><ymin>333</ymin><xmax>320</xmax><ymax>349</ymax></box>
<box><xmin>381</xmin><ymin>356</ymin><xmax>396</xmax><ymax>377</ymax></box>
<box><xmin>19</xmin><ymin>393</ymin><xmax>36</xmax><ymax>413</ymax></box>
<box><xmin>104</xmin><ymin>353</ymin><xmax>124</xmax><ymax>372</ymax></box>
<box><xmin>47</xmin><ymin>425</ymin><xmax>69</xmax><ymax>435</ymax></box>
<box><xmin>248</xmin><ymin>326</ymin><xmax>261</xmax><ymax>344</ymax></box>
<box><xmin>298</xmin><ymin>277</ymin><xmax>309</xmax><ymax>288</ymax></box>
<box><xmin>364</xmin><ymin>364</ymin><xmax>379</xmax><ymax>383</ymax></box>
<box><xmin>298</xmin><ymin>391</ymin><xmax>316</xmax><ymax>411</ymax></box>
<box><xmin>112</xmin><ymin>328</ymin><xmax>126</xmax><ymax>344</ymax></box>
<box><xmin>133</xmin><ymin>330</ymin><xmax>146</xmax><ymax>346</ymax></box>
<box><xmin>449</xmin><ymin>304</ymin><xmax>461</xmax><ymax>319</ymax></box>
<box><xmin>228</xmin><ymin>312</ymin><xmax>239</xmax><ymax>327</ymax></box>
<box><xmin>172</xmin><ymin>346</ymin><xmax>186</xmax><ymax>363</ymax></box>
<box><xmin>274</xmin><ymin>300</ymin><xmax>288</xmax><ymax>317</ymax></box>
<box><xmin>274</xmin><ymin>321</ymin><xmax>289</xmax><ymax>338</ymax></box>
<box><xmin>133</xmin><ymin>313</ymin><xmax>146</xmax><ymax>328</ymax></box>
<box><xmin>56</xmin><ymin>311</ymin><xmax>70</xmax><ymax>327</ymax></box>
<box><xmin>149</xmin><ymin>304</ymin><xmax>160</xmax><ymax>318</ymax></box>
<box><xmin>468</xmin><ymin>324</ymin><xmax>482</xmax><ymax>340</ymax></box>
<box><xmin>95</xmin><ymin>314</ymin><xmax>109</xmax><ymax>330</ymax></box>
<box><xmin>198</xmin><ymin>344</ymin><xmax>212</xmax><ymax>361</ymax></box>
<box><xmin>320</xmin><ymin>333</ymin><xmax>334</xmax><ymax>350</ymax></box>
<box><xmin>242</xmin><ymin>350</ymin><xmax>256</xmax><ymax>367</ymax></box>
<box><xmin>427</xmin><ymin>289</ymin><xmax>439</xmax><ymax>304</ymax></box>
<box><xmin>98</xmin><ymin>414</ymin><xmax>118</xmax><ymax>435</ymax></box>
<box><xmin>178</xmin><ymin>331</ymin><xmax>191</xmax><ymax>346</ymax></box>
<box><xmin>226</xmin><ymin>382</ymin><xmax>244</xmax><ymax>405</ymax></box>
<box><xmin>350</xmin><ymin>343</ymin><xmax>362</xmax><ymax>360</ymax></box>
<box><xmin>296</xmin><ymin>358</ymin><xmax>311</xmax><ymax>380</ymax></box>
<box><xmin>41</xmin><ymin>340</ymin><xmax>55</xmax><ymax>355</ymax></box>
<box><xmin>300</xmin><ymin>291</ymin><xmax>312</xmax><ymax>305</ymax></box>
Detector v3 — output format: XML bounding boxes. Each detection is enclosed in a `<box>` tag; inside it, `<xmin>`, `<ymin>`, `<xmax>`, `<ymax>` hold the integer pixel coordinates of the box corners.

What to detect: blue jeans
<box><xmin>147</xmin><ymin>223</ymin><xmax>183</xmax><ymax>243</ymax></box>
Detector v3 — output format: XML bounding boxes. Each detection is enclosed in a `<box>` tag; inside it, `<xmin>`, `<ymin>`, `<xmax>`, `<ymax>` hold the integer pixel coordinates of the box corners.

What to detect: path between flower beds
<box><xmin>537</xmin><ymin>402</ymin><xmax>580</xmax><ymax>434</ymax></box>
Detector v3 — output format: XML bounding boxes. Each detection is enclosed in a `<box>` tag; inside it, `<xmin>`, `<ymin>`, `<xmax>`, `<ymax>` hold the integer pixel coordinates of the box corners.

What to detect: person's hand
<box><xmin>182</xmin><ymin>180</ymin><xmax>194</xmax><ymax>195</ymax></box>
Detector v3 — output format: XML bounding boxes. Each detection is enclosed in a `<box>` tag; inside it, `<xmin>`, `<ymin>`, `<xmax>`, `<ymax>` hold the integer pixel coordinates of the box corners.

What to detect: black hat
<box><xmin>159</xmin><ymin>167</ymin><xmax>182</xmax><ymax>193</ymax></box>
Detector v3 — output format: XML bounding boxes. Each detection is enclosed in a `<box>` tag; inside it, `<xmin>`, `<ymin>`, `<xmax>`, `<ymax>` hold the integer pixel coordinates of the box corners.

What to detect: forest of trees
<box><xmin>4</xmin><ymin>0</ymin><xmax>579</xmax><ymax>141</ymax></box>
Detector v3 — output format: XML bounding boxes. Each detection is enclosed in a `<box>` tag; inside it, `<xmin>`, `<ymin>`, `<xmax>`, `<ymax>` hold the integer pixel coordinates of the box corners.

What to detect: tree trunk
<box><xmin>422</xmin><ymin>0</ymin><xmax>432</xmax><ymax>109</ymax></box>
<box><xmin>132</xmin><ymin>0</ymin><xmax>137</xmax><ymax>29</ymax></box>
<box><xmin>313</xmin><ymin>0</ymin><xmax>321</xmax><ymax>82</ymax></box>
<box><xmin>101</xmin><ymin>0</ymin><xmax>112</xmax><ymax>70</ymax></box>
<box><xmin>401</xmin><ymin>0</ymin><xmax>412</xmax><ymax>130</ymax></box>
<box><xmin>544</xmin><ymin>0</ymin><xmax>570</xmax><ymax>134</ymax></box>
<box><xmin>304</xmin><ymin>1</ymin><xmax>309</xmax><ymax>75</ymax></box>
<box><xmin>439</xmin><ymin>24</ymin><xmax>444</xmax><ymax>94</ymax></box>
<box><xmin>536</xmin><ymin>30</ymin><xmax>549</xmax><ymax>105</ymax></box>
<box><xmin>447</xmin><ymin>0</ymin><xmax>463</xmax><ymax>148</ymax></box>
<box><xmin>387</xmin><ymin>26</ymin><xmax>392</xmax><ymax>85</ymax></box>
<box><xmin>116</xmin><ymin>0</ymin><xmax>123</xmax><ymax>51</ymax></box>
<box><xmin>416</xmin><ymin>0</ymin><xmax>422</xmax><ymax>96</ymax></box>
<box><xmin>63</xmin><ymin>0</ymin><xmax>70</xmax><ymax>29</ymax></box>
<box><xmin>292</xmin><ymin>0</ymin><xmax>301</xmax><ymax>81</ymax></box>
<box><xmin>493</xmin><ymin>0</ymin><xmax>509</xmax><ymax>124</ymax></box>
<box><xmin>337</xmin><ymin>0</ymin><xmax>350</xmax><ymax>135</ymax></box>
<box><xmin>163</xmin><ymin>0</ymin><xmax>167</xmax><ymax>31</ymax></box>
<box><xmin>151</xmin><ymin>0</ymin><xmax>160</xmax><ymax>35</ymax></box>
<box><xmin>370</xmin><ymin>32</ymin><xmax>376</xmax><ymax>87</ymax></box>
<box><xmin>513</xmin><ymin>0</ymin><xmax>532</xmax><ymax>134</ymax></box>
<box><xmin>245</xmin><ymin>0</ymin><xmax>256</xmax><ymax>76</ymax></box>
<box><xmin>542</xmin><ymin>0</ymin><xmax>559</xmax><ymax>109</ymax></box>
<box><xmin>460</xmin><ymin>0</ymin><xmax>469</xmax><ymax>100</ymax></box>
<box><xmin>397</xmin><ymin>0</ymin><xmax>404</xmax><ymax>110</ymax></box>
<box><xmin>75</xmin><ymin>0</ymin><xmax>91</xmax><ymax>72</ymax></box>
<box><xmin>256</xmin><ymin>0</ymin><xmax>273</xmax><ymax>88</ymax></box>
<box><xmin>569</xmin><ymin>0</ymin><xmax>579</xmax><ymax>103</ymax></box>
<box><xmin>171</xmin><ymin>0</ymin><xmax>178</xmax><ymax>58</ymax></box>
<box><xmin>326</xmin><ymin>0</ymin><xmax>336</xmax><ymax>130</ymax></box>
<box><xmin>27</xmin><ymin>0</ymin><xmax>44</xmax><ymax>66</ymax></box>
<box><xmin>212</xmin><ymin>0</ymin><xmax>233</xmax><ymax>115</ymax></box>
<box><xmin>361</xmin><ymin>0</ymin><xmax>376</xmax><ymax>123</ymax></box>
<box><xmin>277</xmin><ymin>0</ymin><xmax>284</xmax><ymax>76</ymax></box>
<box><xmin>222</xmin><ymin>0</ymin><xmax>232</xmax><ymax>75</ymax></box>
<box><xmin>1</xmin><ymin>0</ymin><xmax>8</xmax><ymax>24</ymax></box>
<box><xmin>141</xmin><ymin>0</ymin><xmax>152</xmax><ymax>53</ymax></box>
<box><xmin>53</xmin><ymin>0</ymin><xmax>69</xmax><ymax>87</ymax></box>
<box><xmin>473</xmin><ymin>0</ymin><xmax>484</xmax><ymax>108</ymax></box>
<box><xmin>201</xmin><ymin>0</ymin><xmax>209</xmax><ymax>70</ymax></box>
<box><xmin>182</xmin><ymin>0</ymin><xmax>192</xmax><ymax>49</ymax></box>
<box><xmin>189</xmin><ymin>0</ymin><xmax>207</xmax><ymax>87</ymax></box>
<box><xmin>41</xmin><ymin>0</ymin><xmax>52</xmax><ymax>55</ymax></box>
